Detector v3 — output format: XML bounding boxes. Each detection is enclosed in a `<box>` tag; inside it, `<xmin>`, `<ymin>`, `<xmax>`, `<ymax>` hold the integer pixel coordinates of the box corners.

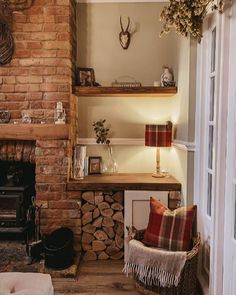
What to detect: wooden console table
<box><xmin>67</xmin><ymin>173</ymin><xmax>181</xmax><ymax>192</ymax></box>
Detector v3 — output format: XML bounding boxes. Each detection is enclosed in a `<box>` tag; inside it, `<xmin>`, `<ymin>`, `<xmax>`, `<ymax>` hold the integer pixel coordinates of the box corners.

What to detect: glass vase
<box><xmin>105</xmin><ymin>145</ymin><xmax>118</xmax><ymax>174</ymax></box>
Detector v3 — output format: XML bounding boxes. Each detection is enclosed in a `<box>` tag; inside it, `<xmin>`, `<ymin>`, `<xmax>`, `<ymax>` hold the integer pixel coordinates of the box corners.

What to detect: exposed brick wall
<box><xmin>0</xmin><ymin>139</ymin><xmax>82</xmax><ymax>247</ymax></box>
<box><xmin>34</xmin><ymin>139</ymin><xmax>81</xmax><ymax>249</ymax></box>
<box><xmin>36</xmin><ymin>141</ymin><xmax>68</xmax><ymax>219</ymax></box>
<box><xmin>69</xmin><ymin>0</ymin><xmax>77</xmax><ymax>86</ymax></box>
<box><xmin>0</xmin><ymin>0</ymin><xmax>76</xmax><ymax>123</ymax></box>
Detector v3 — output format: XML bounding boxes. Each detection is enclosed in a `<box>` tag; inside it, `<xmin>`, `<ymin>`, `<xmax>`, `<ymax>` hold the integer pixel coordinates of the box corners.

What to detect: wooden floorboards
<box><xmin>53</xmin><ymin>260</ymin><xmax>139</xmax><ymax>295</ymax></box>
<box><xmin>53</xmin><ymin>260</ymin><xmax>201</xmax><ymax>295</ymax></box>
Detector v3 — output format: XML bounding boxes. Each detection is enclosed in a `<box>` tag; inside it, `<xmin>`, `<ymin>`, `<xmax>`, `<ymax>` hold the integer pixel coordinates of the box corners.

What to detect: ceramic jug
<box><xmin>161</xmin><ymin>67</ymin><xmax>173</xmax><ymax>87</ymax></box>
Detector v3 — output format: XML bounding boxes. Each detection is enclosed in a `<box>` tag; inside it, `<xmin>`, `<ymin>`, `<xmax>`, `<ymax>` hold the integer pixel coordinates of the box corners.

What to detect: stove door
<box><xmin>0</xmin><ymin>193</ymin><xmax>22</xmax><ymax>226</ymax></box>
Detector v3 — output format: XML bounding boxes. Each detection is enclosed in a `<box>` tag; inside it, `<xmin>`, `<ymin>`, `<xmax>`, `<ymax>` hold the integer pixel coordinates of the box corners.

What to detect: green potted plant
<box><xmin>93</xmin><ymin>119</ymin><xmax>117</xmax><ymax>174</ymax></box>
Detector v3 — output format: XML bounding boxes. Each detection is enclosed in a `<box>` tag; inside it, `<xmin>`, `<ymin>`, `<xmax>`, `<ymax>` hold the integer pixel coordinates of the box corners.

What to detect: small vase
<box><xmin>105</xmin><ymin>145</ymin><xmax>118</xmax><ymax>174</ymax></box>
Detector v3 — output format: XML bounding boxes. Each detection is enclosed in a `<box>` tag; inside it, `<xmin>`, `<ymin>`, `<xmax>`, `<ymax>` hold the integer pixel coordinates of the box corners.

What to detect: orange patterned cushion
<box><xmin>143</xmin><ymin>197</ymin><xmax>197</xmax><ymax>251</ymax></box>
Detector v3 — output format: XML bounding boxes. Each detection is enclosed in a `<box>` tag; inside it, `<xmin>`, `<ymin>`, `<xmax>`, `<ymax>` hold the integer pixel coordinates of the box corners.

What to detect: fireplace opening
<box><xmin>0</xmin><ymin>160</ymin><xmax>35</xmax><ymax>187</ymax></box>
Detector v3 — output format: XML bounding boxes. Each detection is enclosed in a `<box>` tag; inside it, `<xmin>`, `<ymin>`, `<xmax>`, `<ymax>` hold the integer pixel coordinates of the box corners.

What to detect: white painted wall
<box><xmin>76</xmin><ymin>1</ymin><xmax>196</xmax><ymax>202</ymax></box>
<box><xmin>77</xmin><ymin>2</ymin><xmax>178</xmax><ymax>86</ymax></box>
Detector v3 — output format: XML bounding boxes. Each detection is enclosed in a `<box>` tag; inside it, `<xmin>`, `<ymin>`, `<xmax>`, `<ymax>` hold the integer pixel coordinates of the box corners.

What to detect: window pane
<box><xmin>209</xmin><ymin>77</ymin><xmax>215</xmax><ymax>121</ymax></box>
<box><xmin>234</xmin><ymin>185</ymin><xmax>236</xmax><ymax>239</ymax></box>
<box><xmin>207</xmin><ymin>173</ymin><xmax>212</xmax><ymax>216</ymax></box>
<box><xmin>208</xmin><ymin>126</ymin><xmax>214</xmax><ymax>169</ymax></box>
<box><xmin>234</xmin><ymin>126</ymin><xmax>236</xmax><ymax>177</ymax></box>
<box><xmin>211</xmin><ymin>27</ymin><xmax>216</xmax><ymax>73</ymax></box>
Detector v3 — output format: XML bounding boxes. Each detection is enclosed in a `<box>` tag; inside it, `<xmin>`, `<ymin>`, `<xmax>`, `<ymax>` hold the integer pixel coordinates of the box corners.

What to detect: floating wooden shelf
<box><xmin>67</xmin><ymin>173</ymin><xmax>181</xmax><ymax>191</ymax></box>
<box><xmin>0</xmin><ymin>124</ymin><xmax>69</xmax><ymax>140</ymax></box>
<box><xmin>73</xmin><ymin>86</ymin><xmax>177</xmax><ymax>97</ymax></box>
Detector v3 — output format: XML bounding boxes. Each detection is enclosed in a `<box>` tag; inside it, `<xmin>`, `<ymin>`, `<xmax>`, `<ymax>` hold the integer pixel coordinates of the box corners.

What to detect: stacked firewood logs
<box><xmin>81</xmin><ymin>191</ymin><xmax>124</xmax><ymax>261</ymax></box>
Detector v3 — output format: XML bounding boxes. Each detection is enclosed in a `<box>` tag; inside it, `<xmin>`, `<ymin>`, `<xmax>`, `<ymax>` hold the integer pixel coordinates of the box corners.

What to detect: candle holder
<box><xmin>54</xmin><ymin>102</ymin><xmax>66</xmax><ymax>124</ymax></box>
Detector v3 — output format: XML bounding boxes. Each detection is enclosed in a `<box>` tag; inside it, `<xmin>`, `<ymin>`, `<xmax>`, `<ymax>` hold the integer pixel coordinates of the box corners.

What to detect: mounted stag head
<box><xmin>119</xmin><ymin>16</ymin><xmax>131</xmax><ymax>50</ymax></box>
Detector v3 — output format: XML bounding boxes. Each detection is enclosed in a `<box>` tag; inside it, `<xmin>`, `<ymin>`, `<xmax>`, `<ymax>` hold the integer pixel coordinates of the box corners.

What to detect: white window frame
<box><xmin>195</xmin><ymin>12</ymin><xmax>218</xmax><ymax>247</ymax></box>
<box><xmin>223</xmin><ymin>3</ymin><xmax>236</xmax><ymax>294</ymax></box>
<box><xmin>195</xmin><ymin>8</ymin><xmax>230</xmax><ymax>295</ymax></box>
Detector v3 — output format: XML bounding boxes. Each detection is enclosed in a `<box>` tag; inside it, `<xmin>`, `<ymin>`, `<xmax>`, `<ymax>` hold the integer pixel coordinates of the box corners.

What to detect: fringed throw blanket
<box><xmin>123</xmin><ymin>239</ymin><xmax>187</xmax><ymax>288</ymax></box>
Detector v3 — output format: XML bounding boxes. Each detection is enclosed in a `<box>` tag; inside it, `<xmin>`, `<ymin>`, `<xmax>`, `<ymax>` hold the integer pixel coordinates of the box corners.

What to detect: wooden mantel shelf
<box><xmin>0</xmin><ymin>124</ymin><xmax>69</xmax><ymax>140</ymax></box>
<box><xmin>67</xmin><ymin>173</ymin><xmax>181</xmax><ymax>191</ymax></box>
<box><xmin>73</xmin><ymin>86</ymin><xmax>177</xmax><ymax>97</ymax></box>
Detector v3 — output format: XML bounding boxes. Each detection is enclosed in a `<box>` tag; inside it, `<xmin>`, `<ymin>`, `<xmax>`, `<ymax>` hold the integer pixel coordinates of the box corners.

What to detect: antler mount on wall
<box><xmin>119</xmin><ymin>16</ymin><xmax>131</xmax><ymax>50</ymax></box>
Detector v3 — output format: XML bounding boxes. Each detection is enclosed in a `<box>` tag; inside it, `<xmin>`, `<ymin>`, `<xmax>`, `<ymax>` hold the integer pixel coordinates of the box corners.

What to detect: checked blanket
<box><xmin>123</xmin><ymin>239</ymin><xmax>187</xmax><ymax>288</ymax></box>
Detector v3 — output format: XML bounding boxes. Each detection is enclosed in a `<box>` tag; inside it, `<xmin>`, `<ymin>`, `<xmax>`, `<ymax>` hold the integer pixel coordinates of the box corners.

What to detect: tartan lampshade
<box><xmin>145</xmin><ymin>122</ymin><xmax>172</xmax><ymax>178</ymax></box>
<box><xmin>145</xmin><ymin>124</ymin><xmax>172</xmax><ymax>147</ymax></box>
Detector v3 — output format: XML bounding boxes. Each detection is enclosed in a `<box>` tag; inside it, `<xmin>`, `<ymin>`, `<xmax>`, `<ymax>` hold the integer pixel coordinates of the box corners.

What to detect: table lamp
<box><xmin>145</xmin><ymin>121</ymin><xmax>172</xmax><ymax>178</ymax></box>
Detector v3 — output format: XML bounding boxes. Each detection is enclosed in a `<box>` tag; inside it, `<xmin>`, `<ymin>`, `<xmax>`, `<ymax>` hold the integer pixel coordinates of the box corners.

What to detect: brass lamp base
<box><xmin>152</xmin><ymin>172</ymin><xmax>165</xmax><ymax>178</ymax></box>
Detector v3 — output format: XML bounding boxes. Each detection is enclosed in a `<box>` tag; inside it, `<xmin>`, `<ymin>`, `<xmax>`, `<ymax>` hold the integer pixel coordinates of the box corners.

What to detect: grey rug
<box><xmin>0</xmin><ymin>240</ymin><xmax>40</xmax><ymax>273</ymax></box>
<box><xmin>0</xmin><ymin>240</ymin><xmax>79</xmax><ymax>278</ymax></box>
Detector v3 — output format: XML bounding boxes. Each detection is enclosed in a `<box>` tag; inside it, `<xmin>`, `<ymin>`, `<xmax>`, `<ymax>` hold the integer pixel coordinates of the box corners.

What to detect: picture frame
<box><xmin>76</xmin><ymin>67</ymin><xmax>95</xmax><ymax>86</ymax></box>
<box><xmin>88</xmin><ymin>156</ymin><xmax>102</xmax><ymax>175</ymax></box>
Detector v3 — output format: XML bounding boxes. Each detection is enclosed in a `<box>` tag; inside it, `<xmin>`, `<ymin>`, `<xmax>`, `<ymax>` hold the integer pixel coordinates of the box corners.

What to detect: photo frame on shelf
<box><xmin>76</xmin><ymin>67</ymin><xmax>95</xmax><ymax>86</ymax></box>
<box><xmin>88</xmin><ymin>156</ymin><xmax>102</xmax><ymax>175</ymax></box>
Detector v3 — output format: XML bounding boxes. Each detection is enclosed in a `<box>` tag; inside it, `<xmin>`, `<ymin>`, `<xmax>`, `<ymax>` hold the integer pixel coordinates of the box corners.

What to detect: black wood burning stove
<box><xmin>0</xmin><ymin>160</ymin><xmax>35</xmax><ymax>239</ymax></box>
<box><xmin>0</xmin><ymin>185</ymin><xmax>33</xmax><ymax>242</ymax></box>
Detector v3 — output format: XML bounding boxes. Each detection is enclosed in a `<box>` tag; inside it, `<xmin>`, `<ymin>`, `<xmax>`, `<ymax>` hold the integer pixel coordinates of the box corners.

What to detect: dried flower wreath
<box><xmin>160</xmin><ymin>0</ymin><xmax>225</xmax><ymax>42</ymax></box>
<box><xmin>0</xmin><ymin>0</ymin><xmax>35</xmax><ymax>65</ymax></box>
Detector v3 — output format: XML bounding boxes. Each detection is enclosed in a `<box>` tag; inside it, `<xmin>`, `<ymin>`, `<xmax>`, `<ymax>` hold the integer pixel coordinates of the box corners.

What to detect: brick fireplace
<box><xmin>0</xmin><ymin>136</ymin><xmax>81</xmax><ymax>247</ymax></box>
<box><xmin>0</xmin><ymin>1</ymin><xmax>82</xmax><ymax>249</ymax></box>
